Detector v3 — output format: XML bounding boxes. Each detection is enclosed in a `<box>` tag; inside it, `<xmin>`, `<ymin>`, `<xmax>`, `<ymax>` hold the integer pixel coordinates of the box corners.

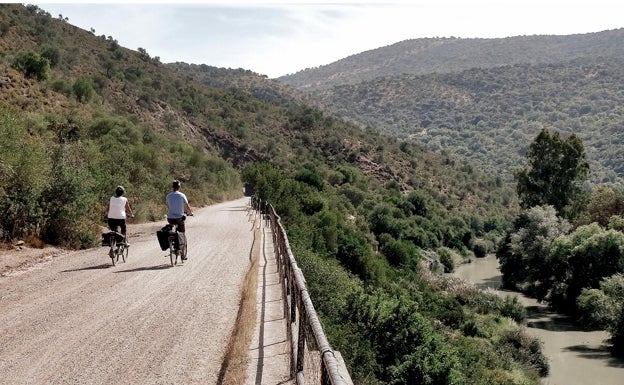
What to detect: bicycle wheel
<box><xmin>169</xmin><ymin>239</ymin><xmax>176</xmax><ymax>267</ymax></box>
<box><xmin>109</xmin><ymin>239</ymin><xmax>116</xmax><ymax>266</ymax></box>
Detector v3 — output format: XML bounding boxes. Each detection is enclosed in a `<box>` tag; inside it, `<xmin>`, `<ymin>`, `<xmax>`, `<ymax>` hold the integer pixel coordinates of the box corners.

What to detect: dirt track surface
<box><xmin>0</xmin><ymin>197</ymin><xmax>255</xmax><ymax>385</ymax></box>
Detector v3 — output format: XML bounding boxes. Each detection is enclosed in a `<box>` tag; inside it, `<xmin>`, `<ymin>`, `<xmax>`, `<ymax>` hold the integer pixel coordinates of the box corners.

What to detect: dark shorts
<box><xmin>167</xmin><ymin>217</ymin><xmax>186</xmax><ymax>232</ymax></box>
<box><xmin>108</xmin><ymin>218</ymin><xmax>126</xmax><ymax>233</ymax></box>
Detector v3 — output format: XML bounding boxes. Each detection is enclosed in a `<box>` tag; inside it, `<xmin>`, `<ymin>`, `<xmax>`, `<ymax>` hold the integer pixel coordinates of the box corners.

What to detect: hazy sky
<box><xmin>35</xmin><ymin>0</ymin><xmax>623</xmax><ymax>78</ymax></box>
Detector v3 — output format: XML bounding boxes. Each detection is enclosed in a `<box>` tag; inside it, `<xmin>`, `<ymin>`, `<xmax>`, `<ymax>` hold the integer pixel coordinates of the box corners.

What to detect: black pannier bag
<box><xmin>101</xmin><ymin>231</ymin><xmax>125</xmax><ymax>247</ymax></box>
<box><xmin>156</xmin><ymin>224</ymin><xmax>178</xmax><ymax>251</ymax></box>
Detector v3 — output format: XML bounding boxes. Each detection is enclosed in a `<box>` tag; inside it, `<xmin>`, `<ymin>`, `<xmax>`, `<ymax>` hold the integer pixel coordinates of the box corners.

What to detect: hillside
<box><xmin>0</xmin><ymin>4</ymin><xmax>516</xmax><ymax>221</ymax></box>
<box><xmin>1</xmin><ymin>5</ymin><xmax>557</xmax><ymax>385</ymax></box>
<box><xmin>279</xmin><ymin>29</ymin><xmax>624</xmax><ymax>90</ymax></box>
<box><xmin>278</xmin><ymin>30</ymin><xmax>624</xmax><ymax>186</ymax></box>
<box><xmin>309</xmin><ymin>57</ymin><xmax>624</xmax><ymax>184</ymax></box>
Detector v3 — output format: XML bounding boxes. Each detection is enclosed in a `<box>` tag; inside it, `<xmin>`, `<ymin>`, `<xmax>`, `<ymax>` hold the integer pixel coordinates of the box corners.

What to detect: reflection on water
<box><xmin>454</xmin><ymin>255</ymin><xmax>624</xmax><ymax>385</ymax></box>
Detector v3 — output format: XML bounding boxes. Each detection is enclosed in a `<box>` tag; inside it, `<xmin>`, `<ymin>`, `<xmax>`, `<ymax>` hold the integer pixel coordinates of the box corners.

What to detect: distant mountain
<box><xmin>0</xmin><ymin>3</ymin><xmax>512</xmax><ymax>234</ymax></box>
<box><xmin>279</xmin><ymin>29</ymin><xmax>624</xmax><ymax>90</ymax></box>
<box><xmin>278</xmin><ymin>29</ymin><xmax>624</xmax><ymax>186</ymax></box>
<box><xmin>165</xmin><ymin>63</ymin><xmax>321</xmax><ymax>107</ymax></box>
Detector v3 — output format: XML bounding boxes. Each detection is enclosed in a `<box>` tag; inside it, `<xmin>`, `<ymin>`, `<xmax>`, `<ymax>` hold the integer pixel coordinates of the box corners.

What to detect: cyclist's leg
<box><xmin>106</xmin><ymin>219</ymin><xmax>117</xmax><ymax>259</ymax></box>
<box><xmin>176</xmin><ymin>219</ymin><xmax>187</xmax><ymax>259</ymax></box>
<box><xmin>179</xmin><ymin>231</ymin><xmax>187</xmax><ymax>259</ymax></box>
<box><xmin>120</xmin><ymin>219</ymin><xmax>128</xmax><ymax>245</ymax></box>
<box><xmin>167</xmin><ymin>218</ymin><xmax>183</xmax><ymax>252</ymax></box>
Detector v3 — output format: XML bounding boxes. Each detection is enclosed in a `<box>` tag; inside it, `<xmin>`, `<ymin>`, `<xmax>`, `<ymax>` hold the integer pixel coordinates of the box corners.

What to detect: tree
<box><xmin>41</xmin><ymin>45</ymin><xmax>61</xmax><ymax>67</ymax></box>
<box><xmin>73</xmin><ymin>77</ymin><xmax>94</xmax><ymax>103</ymax></box>
<box><xmin>583</xmin><ymin>185</ymin><xmax>624</xmax><ymax>227</ymax></box>
<box><xmin>515</xmin><ymin>128</ymin><xmax>589</xmax><ymax>219</ymax></box>
<box><xmin>546</xmin><ymin>224</ymin><xmax>624</xmax><ymax>312</ymax></box>
<box><xmin>577</xmin><ymin>274</ymin><xmax>624</xmax><ymax>354</ymax></box>
<box><xmin>12</xmin><ymin>52</ymin><xmax>50</xmax><ymax>80</ymax></box>
<box><xmin>496</xmin><ymin>205</ymin><xmax>571</xmax><ymax>294</ymax></box>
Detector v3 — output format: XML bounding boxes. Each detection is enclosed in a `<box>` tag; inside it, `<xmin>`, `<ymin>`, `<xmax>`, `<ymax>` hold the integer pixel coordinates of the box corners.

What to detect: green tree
<box><xmin>577</xmin><ymin>274</ymin><xmax>624</xmax><ymax>353</ymax></box>
<box><xmin>497</xmin><ymin>205</ymin><xmax>571</xmax><ymax>296</ymax></box>
<box><xmin>583</xmin><ymin>185</ymin><xmax>624</xmax><ymax>227</ymax></box>
<box><xmin>515</xmin><ymin>128</ymin><xmax>589</xmax><ymax>219</ymax></box>
<box><xmin>12</xmin><ymin>52</ymin><xmax>50</xmax><ymax>80</ymax></box>
<box><xmin>41</xmin><ymin>45</ymin><xmax>61</xmax><ymax>67</ymax></box>
<box><xmin>73</xmin><ymin>77</ymin><xmax>94</xmax><ymax>103</ymax></box>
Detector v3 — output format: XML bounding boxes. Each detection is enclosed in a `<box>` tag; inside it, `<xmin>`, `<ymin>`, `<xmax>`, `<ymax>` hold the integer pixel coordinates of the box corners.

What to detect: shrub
<box><xmin>473</xmin><ymin>238</ymin><xmax>489</xmax><ymax>258</ymax></box>
<box><xmin>73</xmin><ymin>77</ymin><xmax>94</xmax><ymax>103</ymax></box>
<box><xmin>498</xmin><ymin>328</ymin><xmax>549</xmax><ymax>377</ymax></box>
<box><xmin>499</xmin><ymin>295</ymin><xmax>527</xmax><ymax>322</ymax></box>
<box><xmin>12</xmin><ymin>51</ymin><xmax>50</xmax><ymax>80</ymax></box>
<box><xmin>41</xmin><ymin>45</ymin><xmax>61</xmax><ymax>67</ymax></box>
<box><xmin>49</xmin><ymin>78</ymin><xmax>72</xmax><ymax>96</ymax></box>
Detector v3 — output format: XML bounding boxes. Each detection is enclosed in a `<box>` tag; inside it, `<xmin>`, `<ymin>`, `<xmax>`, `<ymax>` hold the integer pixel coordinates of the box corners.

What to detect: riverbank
<box><xmin>454</xmin><ymin>255</ymin><xmax>624</xmax><ymax>385</ymax></box>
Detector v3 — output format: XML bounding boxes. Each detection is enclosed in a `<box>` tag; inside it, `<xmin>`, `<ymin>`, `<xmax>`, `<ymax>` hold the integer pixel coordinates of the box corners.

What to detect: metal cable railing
<box><xmin>251</xmin><ymin>196</ymin><xmax>352</xmax><ymax>385</ymax></box>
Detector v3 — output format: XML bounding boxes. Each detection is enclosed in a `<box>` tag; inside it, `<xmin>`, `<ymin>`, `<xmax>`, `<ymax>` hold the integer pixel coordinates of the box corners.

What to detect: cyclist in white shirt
<box><xmin>107</xmin><ymin>185</ymin><xmax>134</xmax><ymax>244</ymax></box>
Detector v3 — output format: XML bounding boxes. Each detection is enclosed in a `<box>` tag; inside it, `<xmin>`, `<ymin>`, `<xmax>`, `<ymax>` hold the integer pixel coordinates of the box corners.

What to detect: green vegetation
<box><xmin>515</xmin><ymin>128</ymin><xmax>589</xmax><ymax>219</ymax></box>
<box><xmin>243</xmin><ymin>163</ymin><xmax>546</xmax><ymax>384</ymax></box>
<box><xmin>12</xmin><ymin>51</ymin><xmax>50</xmax><ymax>80</ymax></box>
<box><xmin>304</xmin><ymin>55</ymin><xmax>624</xmax><ymax>186</ymax></box>
<box><xmin>498</xmin><ymin>130</ymin><xmax>624</xmax><ymax>354</ymax></box>
<box><xmin>0</xmin><ymin>107</ymin><xmax>240</xmax><ymax>247</ymax></box>
<box><xmin>577</xmin><ymin>274</ymin><xmax>624</xmax><ymax>353</ymax></box>
<box><xmin>7</xmin><ymin>3</ymin><xmax>623</xmax><ymax>383</ymax></box>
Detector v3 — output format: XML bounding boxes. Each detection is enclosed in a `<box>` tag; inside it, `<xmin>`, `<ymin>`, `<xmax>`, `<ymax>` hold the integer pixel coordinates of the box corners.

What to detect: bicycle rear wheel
<box><xmin>169</xmin><ymin>239</ymin><xmax>176</xmax><ymax>267</ymax></box>
<box><xmin>109</xmin><ymin>238</ymin><xmax>116</xmax><ymax>266</ymax></box>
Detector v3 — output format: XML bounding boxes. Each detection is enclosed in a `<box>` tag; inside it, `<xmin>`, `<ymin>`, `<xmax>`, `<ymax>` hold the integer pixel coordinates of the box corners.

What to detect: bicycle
<box><xmin>156</xmin><ymin>214</ymin><xmax>192</xmax><ymax>267</ymax></box>
<box><xmin>167</xmin><ymin>224</ymin><xmax>185</xmax><ymax>267</ymax></box>
<box><xmin>103</xmin><ymin>231</ymin><xmax>128</xmax><ymax>266</ymax></box>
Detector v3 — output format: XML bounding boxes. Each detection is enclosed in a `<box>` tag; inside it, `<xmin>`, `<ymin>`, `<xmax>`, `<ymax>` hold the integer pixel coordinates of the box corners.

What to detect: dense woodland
<box><xmin>303</xmin><ymin>58</ymin><xmax>624</xmax><ymax>185</ymax></box>
<box><xmin>282</xmin><ymin>29</ymin><xmax>624</xmax><ymax>186</ymax></box>
<box><xmin>1</xmin><ymin>4</ymin><xmax>623</xmax><ymax>384</ymax></box>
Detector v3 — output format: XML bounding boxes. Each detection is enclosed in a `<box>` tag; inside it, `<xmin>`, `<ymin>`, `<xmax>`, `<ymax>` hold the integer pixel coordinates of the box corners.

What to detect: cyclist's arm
<box><xmin>125</xmin><ymin>201</ymin><xmax>134</xmax><ymax>218</ymax></box>
<box><xmin>185</xmin><ymin>203</ymin><xmax>194</xmax><ymax>216</ymax></box>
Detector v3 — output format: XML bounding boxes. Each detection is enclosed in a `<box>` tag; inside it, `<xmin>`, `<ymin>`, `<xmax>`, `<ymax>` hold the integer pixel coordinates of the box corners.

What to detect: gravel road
<box><xmin>0</xmin><ymin>197</ymin><xmax>255</xmax><ymax>385</ymax></box>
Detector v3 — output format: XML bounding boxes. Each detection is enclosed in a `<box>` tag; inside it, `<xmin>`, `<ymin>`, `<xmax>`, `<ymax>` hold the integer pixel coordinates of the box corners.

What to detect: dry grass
<box><xmin>217</xmin><ymin>218</ymin><xmax>261</xmax><ymax>385</ymax></box>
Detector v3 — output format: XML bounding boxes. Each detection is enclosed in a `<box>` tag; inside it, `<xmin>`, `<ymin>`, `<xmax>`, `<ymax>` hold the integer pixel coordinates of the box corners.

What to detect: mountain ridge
<box><xmin>277</xmin><ymin>28</ymin><xmax>624</xmax><ymax>186</ymax></box>
<box><xmin>279</xmin><ymin>28</ymin><xmax>624</xmax><ymax>89</ymax></box>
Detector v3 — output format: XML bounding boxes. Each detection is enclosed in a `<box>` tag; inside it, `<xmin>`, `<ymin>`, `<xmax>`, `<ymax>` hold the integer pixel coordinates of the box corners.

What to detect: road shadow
<box><xmin>114</xmin><ymin>264</ymin><xmax>178</xmax><ymax>272</ymax></box>
<box><xmin>61</xmin><ymin>263</ymin><xmax>112</xmax><ymax>272</ymax></box>
<box><xmin>563</xmin><ymin>344</ymin><xmax>624</xmax><ymax>368</ymax></box>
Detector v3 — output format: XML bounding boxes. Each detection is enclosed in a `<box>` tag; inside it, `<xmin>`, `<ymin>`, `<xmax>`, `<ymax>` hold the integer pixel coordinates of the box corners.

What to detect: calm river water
<box><xmin>454</xmin><ymin>255</ymin><xmax>624</xmax><ymax>385</ymax></box>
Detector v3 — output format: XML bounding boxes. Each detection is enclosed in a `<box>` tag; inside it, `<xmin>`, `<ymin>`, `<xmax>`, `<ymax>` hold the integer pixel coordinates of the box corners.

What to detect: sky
<box><xmin>33</xmin><ymin>1</ymin><xmax>624</xmax><ymax>79</ymax></box>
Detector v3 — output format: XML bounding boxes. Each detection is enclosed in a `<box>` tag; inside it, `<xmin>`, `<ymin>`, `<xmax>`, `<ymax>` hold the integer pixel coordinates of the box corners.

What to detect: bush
<box><xmin>499</xmin><ymin>295</ymin><xmax>527</xmax><ymax>322</ymax></box>
<box><xmin>473</xmin><ymin>238</ymin><xmax>489</xmax><ymax>258</ymax></box>
<box><xmin>73</xmin><ymin>77</ymin><xmax>94</xmax><ymax>103</ymax></box>
<box><xmin>41</xmin><ymin>45</ymin><xmax>61</xmax><ymax>67</ymax></box>
<box><xmin>438</xmin><ymin>246</ymin><xmax>456</xmax><ymax>272</ymax></box>
<box><xmin>49</xmin><ymin>78</ymin><xmax>72</xmax><ymax>96</ymax></box>
<box><xmin>498</xmin><ymin>328</ymin><xmax>549</xmax><ymax>377</ymax></box>
<box><xmin>12</xmin><ymin>51</ymin><xmax>50</xmax><ymax>80</ymax></box>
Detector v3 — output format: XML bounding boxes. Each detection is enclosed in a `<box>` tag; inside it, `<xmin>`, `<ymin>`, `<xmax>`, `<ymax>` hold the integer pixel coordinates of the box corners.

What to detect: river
<box><xmin>454</xmin><ymin>255</ymin><xmax>624</xmax><ymax>385</ymax></box>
